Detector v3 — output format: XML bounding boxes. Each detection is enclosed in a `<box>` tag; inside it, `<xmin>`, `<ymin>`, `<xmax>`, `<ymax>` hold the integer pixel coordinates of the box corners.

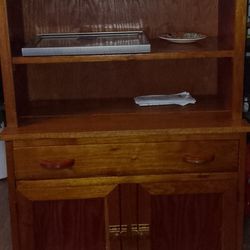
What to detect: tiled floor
<box><xmin>0</xmin><ymin>179</ymin><xmax>250</xmax><ymax>250</ymax></box>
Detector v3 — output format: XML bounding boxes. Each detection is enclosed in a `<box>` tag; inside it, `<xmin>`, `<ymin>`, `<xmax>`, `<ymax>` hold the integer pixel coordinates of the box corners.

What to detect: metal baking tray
<box><xmin>22</xmin><ymin>31</ymin><xmax>151</xmax><ymax>56</ymax></box>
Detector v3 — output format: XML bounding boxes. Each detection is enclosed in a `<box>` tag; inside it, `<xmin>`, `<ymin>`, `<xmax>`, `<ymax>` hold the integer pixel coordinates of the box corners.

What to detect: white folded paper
<box><xmin>134</xmin><ymin>92</ymin><xmax>196</xmax><ymax>106</ymax></box>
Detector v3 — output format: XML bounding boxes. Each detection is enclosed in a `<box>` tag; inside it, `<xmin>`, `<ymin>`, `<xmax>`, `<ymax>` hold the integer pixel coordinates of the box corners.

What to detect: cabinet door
<box><xmin>138</xmin><ymin>179</ymin><xmax>238</xmax><ymax>250</ymax></box>
<box><xmin>16</xmin><ymin>179</ymin><xmax>120</xmax><ymax>250</ymax></box>
<box><xmin>16</xmin><ymin>178</ymin><xmax>238</xmax><ymax>250</ymax></box>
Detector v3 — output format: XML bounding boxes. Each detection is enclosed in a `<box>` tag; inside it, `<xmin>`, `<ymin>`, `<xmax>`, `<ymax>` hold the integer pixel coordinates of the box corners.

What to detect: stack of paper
<box><xmin>134</xmin><ymin>92</ymin><xmax>196</xmax><ymax>106</ymax></box>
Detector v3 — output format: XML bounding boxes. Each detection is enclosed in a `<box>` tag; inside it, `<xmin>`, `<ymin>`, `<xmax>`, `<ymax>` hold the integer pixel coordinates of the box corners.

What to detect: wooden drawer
<box><xmin>14</xmin><ymin>140</ymin><xmax>239</xmax><ymax>180</ymax></box>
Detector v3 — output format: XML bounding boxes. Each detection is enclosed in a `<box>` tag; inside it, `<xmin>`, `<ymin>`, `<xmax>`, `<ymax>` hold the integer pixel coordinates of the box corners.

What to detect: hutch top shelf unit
<box><xmin>0</xmin><ymin>0</ymin><xmax>247</xmax><ymax>137</ymax></box>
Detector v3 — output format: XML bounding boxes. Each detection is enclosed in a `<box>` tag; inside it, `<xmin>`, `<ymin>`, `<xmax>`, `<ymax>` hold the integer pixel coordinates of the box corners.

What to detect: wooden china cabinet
<box><xmin>0</xmin><ymin>0</ymin><xmax>249</xmax><ymax>249</ymax></box>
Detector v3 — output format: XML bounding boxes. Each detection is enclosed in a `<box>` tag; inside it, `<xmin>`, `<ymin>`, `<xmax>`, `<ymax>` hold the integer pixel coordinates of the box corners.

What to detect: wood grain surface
<box><xmin>141</xmin><ymin>179</ymin><xmax>237</xmax><ymax>250</ymax></box>
<box><xmin>24</xmin><ymin>59</ymin><xmax>218</xmax><ymax>101</ymax></box>
<box><xmin>12</xmin><ymin>37</ymin><xmax>234</xmax><ymax>64</ymax></box>
<box><xmin>2</xmin><ymin>116</ymin><xmax>250</xmax><ymax>141</ymax></box>
<box><xmin>0</xmin><ymin>1</ymin><xmax>248</xmax><ymax>250</ymax></box>
<box><xmin>151</xmin><ymin>194</ymin><xmax>222</xmax><ymax>250</ymax></box>
<box><xmin>2</xmin><ymin>178</ymin><xmax>248</xmax><ymax>250</ymax></box>
<box><xmin>17</xmin><ymin>194</ymin><xmax>107</xmax><ymax>250</ymax></box>
<box><xmin>13</xmin><ymin>139</ymin><xmax>239</xmax><ymax>180</ymax></box>
<box><xmin>19</xmin><ymin>0</ymin><xmax>218</xmax><ymax>42</ymax></box>
<box><xmin>0</xmin><ymin>180</ymin><xmax>12</xmax><ymax>250</ymax></box>
<box><xmin>33</xmin><ymin>199</ymin><xmax>106</xmax><ymax>250</ymax></box>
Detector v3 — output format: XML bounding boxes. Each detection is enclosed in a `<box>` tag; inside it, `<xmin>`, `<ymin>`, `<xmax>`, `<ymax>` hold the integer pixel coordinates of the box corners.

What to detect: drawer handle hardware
<box><xmin>183</xmin><ymin>154</ymin><xmax>215</xmax><ymax>165</ymax></box>
<box><xmin>40</xmin><ymin>159</ymin><xmax>75</xmax><ymax>169</ymax></box>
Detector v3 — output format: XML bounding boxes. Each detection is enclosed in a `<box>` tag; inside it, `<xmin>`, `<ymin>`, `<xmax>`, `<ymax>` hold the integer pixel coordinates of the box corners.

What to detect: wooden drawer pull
<box><xmin>40</xmin><ymin>159</ymin><xmax>75</xmax><ymax>169</ymax></box>
<box><xmin>183</xmin><ymin>154</ymin><xmax>215</xmax><ymax>165</ymax></box>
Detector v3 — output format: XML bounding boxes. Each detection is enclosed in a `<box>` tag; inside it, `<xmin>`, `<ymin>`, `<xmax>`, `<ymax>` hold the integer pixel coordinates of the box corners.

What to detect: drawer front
<box><xmin>14</xmin><ymin>140</ymin><xmax>239</xmax><ymax>180</ymax></box>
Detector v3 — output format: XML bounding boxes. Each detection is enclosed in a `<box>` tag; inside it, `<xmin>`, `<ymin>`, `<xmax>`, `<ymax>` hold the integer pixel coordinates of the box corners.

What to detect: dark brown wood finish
<box><xmin>33</xmin><ymin>199</ymin><xmax>106</xmax><ymax>250</ymax></box>
<box><xmin>217</xmin><ymin>58</ymin><xmax>233</xmax><ymax>111</ymax></box>
<box><xmin>151</xmin><ymin>194</ymin><xmax>222</xmax><ymax>250</ymax></box>
<box><xmin>237</xmin><ymin>134</ymin><xmax>247</xmax><ymax>250</ymax></box>
<box><xmin>138</xmin><ymin>186</ymin><xmax>151</xmax><ymax>250</ymax></box>
<box><xmin>5</xmin><ymin>142</ymin><xmax>20</xmax><ymax>250</ymax></box>
<box><xmin>17</xmin><ymin>193</ymin><xmax>34</xmax><ymax>250</ymax></box>
<box><xmin>25</xmin><ymin>59</ymin><xmax>218</xmax><ymax>101</ymax></box>
<box><xmin>120</xmin><ymin>184</ymin><xmax>138</xmax><ymax>250</ymax></box>
<box><xmin>19</xmin><ymin>0</ymin><xmax>218</xmax><ymax>43</ymax></box>
<box><xmin>141</xmin><ymin>179</ymin><xmax>237</xmax><ymax>250</ymax></box>
<box><xmin>0</xmin><ymin>180</ymin><xmax>12</xmax><ymax>250</ymax></box>
<box><xmin>16</xmin><ymin>181</ymin><xmax>119</xmax><ymax>250</ymax></box>
<box><xmin>18</xmin><ymin>96</ymin><xmax>229</xmax><ymax>118</ymax></box>
<box><xmin>231</xmin><ymin>0</ymin><xmax>247</xmax><ymax>119</ymax></box>
<box><xmin>107</xmin><ymin>187</ymin><xmax>121</xmax><ymax>250</ymax></box>
<box><xmin>218</xmin><ymin>0</ymin><xmax>235</xmax><ymax>41</ymax></box>
<box><xmin>17</xmin><ymin>194</ymin><xmax>107</xmax><ymax>250</ymax></box>
<box><xmin>0</xmin><ymin>0</ymin><xmax>18</xmax><ymax>127</ymax></box>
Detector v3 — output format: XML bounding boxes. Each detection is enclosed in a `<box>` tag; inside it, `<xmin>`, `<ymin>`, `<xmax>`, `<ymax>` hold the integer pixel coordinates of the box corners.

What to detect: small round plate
<box><xmin>159</xmin><ymin>32</ymin><xmax>207</xmax><ymax>44</ymax></box>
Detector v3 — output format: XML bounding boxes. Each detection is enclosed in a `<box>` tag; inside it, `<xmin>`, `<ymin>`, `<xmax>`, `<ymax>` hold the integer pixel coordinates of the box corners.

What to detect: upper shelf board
<box><xmin>12</xmin><ymin>37</ymin><xmax>234</xmax><ymax>64</ymax></box>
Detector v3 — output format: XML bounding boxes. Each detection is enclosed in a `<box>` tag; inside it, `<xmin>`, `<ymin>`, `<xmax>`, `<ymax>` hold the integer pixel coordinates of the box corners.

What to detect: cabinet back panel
<box><xmin>13</xmin><ymin>0</ymin><xmax>219</xmax><ymax>43</ymax></box>
<box><xmin>26</xmin><ymin>59</ymin><xmax>218</xmax><ymax>101</ymax></box>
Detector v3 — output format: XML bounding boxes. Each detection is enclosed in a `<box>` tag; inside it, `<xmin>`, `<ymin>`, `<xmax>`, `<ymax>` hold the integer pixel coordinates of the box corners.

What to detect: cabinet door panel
<box><xmin>107</xmin><ymin>186</ymin><xmax>121</xmax><ymax>250</ymax></box>
<box><xmin>138</xmin><ymin>186</ymin><xmax>151</xmax><ymax>250</ymax></box>
<box><xmin>33</xmin><ymin>199</ymin><xmax>105</xmax><ymax>250</ymax></box>
<box><xmin>139</xmin><ymin>179</ymin><xmax>237</xmax><ymax>250</ymax></box>
<box><xmin>17</xmin><ymin>181</ymin><xmax>120</xmax><ymax>250</ymax></box>
<box><xmin>151</xmin><ymin>194</ymin><xmax>222</xmax><ymax>250</ymax></box>
<box><xmin>120</xmin><ymin>184</ymin><xmax>138</xmax><ymax>250</ymax></box>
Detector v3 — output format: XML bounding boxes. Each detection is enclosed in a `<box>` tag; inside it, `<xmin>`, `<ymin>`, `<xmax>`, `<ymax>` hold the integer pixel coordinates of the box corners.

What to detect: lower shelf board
<box><xmin>2</xmin><ymin>112</ymin><xmax>250</xmax><ymax>140</ymax></box>
<box><xmin>19</xmin><ymin>95</ymin><xmax>227</xmax><ymax>118</ymax></box>
<box><xmin>2</xmin><ymin>95</ymin><xmax>249</xmax><ymax>139</ymax></box>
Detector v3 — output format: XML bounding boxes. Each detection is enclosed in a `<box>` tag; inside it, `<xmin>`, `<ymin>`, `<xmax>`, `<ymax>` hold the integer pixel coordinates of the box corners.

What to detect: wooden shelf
<box><xmin>19</xmin><ymin>95</ymin><xmax>229</xmax><ymax>118</ymax></box>
<box><xmin>3</xmin><ymin>114</ymin><xmax>250</xmax><ymax>140</ymax></box>
<box><xmin>12</xmin><ymin>37</ymin><xmax>234</xmax><ymax>64</ymax></box>
<box><xmin>2</xmin><ymin>95</ymin><xmax>243</xmax><ymax>140</ymax></box>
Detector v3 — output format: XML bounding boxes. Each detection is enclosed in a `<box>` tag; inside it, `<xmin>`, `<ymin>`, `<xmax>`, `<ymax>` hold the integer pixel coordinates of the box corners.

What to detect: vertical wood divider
<box><xmin>0</xmin><ymin>0</ymin><xmax>18</xmax><ymax>127</ymax></box>
<box><xmin>5</xmin><ymin>141</ymin><xmax>20</xmax><ymax>250</ymax></box>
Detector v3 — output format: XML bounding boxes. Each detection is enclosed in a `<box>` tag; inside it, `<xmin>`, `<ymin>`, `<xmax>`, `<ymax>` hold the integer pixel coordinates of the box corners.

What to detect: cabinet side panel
<box><xmin>218</xmin><ymin>58</ymin><xmax>233</xmax><ymax>111</ymax></box>
<box><xmin>0</xmin><ymin>0</ymin><xmax>18</xmax><ymax>126</ymax></box>
<box><xmin>5</xmin><ymin>0</ymin><xmax>25</xmax><ymax>53</ymax></box>
<box><xmin>17</xmin><ymin>193</ymin><xmax>34</xmax><ymax>250</ymax></box>
<box><xmin>6</xmin><ymin>142</ymin><xmax>20</xmax><ymax>250</ymax></box>
<box><xmin>231</xmin><ymin>0</ymin><xmax>247</xmax><ymax>119</ymax></box>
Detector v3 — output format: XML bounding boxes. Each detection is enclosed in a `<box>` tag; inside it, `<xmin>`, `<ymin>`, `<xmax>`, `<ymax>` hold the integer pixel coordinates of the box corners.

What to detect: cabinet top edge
<box><xmin>1</xmin><ymin>123</ymin><xmax>249</xmax><ymax>141</ymax></box>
